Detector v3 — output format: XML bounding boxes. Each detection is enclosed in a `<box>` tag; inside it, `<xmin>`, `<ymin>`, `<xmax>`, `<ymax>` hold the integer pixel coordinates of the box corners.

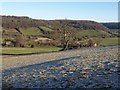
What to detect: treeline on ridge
<box><xmin>1</xmin><ymin>15</ymin><xmax>109</xmax><ymax>32</ymax></box>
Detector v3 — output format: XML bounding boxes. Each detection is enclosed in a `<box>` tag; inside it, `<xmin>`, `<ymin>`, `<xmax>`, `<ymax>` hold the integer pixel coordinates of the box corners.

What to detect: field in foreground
<box><xmin>1</xmin><ymin>46</ymin><xmax>62</xmax><ymax>55</ymax></box>
<box><xmin>2</xmin><ymin>46</ymin><xmax>119</xmax><ymax>89</ymax></box>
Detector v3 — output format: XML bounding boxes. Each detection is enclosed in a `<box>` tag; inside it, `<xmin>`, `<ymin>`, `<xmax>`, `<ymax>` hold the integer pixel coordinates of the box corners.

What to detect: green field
<box><xmin>2</xmin><ymin>27</ymin><xmax>42</xmax><ymax>37</ymax></box>
<box><xmin>40</xmin><ymin>26</ymin><xmax>54</xmax><ymax>32</ymax></box>
<box><xmin>3</xmin><ymin>26</ymin><xmax>53</xmax><ymax>37</ymax></box>
<box><xmin>99</xmin><ymin>38</ymin><xmax>119</xmax><ymax>46</ymax></box>
<box><xmin>77</xmin><ymin>30</ymin><xmax>111</xmax><ymax>37</ymax></box>
<box><xmin>1</xmin><ymin>46</ymin><xmax>62</xmax><ymax>55</ymax></box>
<box><xmin>80</xmin><ymin>37</ymin><xmax>119</xmax><ymax>46</ymax></box>
<box><xmin>20</xmin><ymin>27</ymin><xmax>42</xmax><ymax>36</ymax></box>
<box><xmin>3</xmin><ymin>28</ymin><xmax>112</xmax><ymax>38</ymax></box>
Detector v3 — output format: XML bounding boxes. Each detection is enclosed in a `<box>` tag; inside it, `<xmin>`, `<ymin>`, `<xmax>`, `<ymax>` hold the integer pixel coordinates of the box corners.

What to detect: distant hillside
<box><xmin>1</xmin><ymin>15</ymin><xmax>110</xmax><ymax>32</ymax></box>
<box><xmin>101</xmin><ymin>22</ymin><xmax>119</xmax><ymax>30</ymax></box>
<box><xmin>2</xmin><ymin>15</ymin><xmax>117</xmax><ymax>39</ymax></box>
<box><xmin>1</xmin><ymin>15</ymin><xmax>119</xmax><ymax>48</ymax></box>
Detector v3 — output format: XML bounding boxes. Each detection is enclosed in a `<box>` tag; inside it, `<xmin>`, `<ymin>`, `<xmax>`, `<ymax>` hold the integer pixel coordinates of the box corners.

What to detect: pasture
<box><xmin>1</xmin><ymin>46</ymin><xmax>62</xmax><ymax>55</ymax></box>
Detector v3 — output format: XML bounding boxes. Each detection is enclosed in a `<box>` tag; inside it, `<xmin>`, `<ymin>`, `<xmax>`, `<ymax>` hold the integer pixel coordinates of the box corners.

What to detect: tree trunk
<box><xmin>64</xmin><ymin>40</ymin><xmax>69</xmax><ymax>50</ymax></box>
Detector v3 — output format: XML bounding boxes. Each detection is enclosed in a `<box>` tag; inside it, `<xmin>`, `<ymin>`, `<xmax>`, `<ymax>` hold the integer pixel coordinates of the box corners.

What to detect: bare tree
<box><xmin>50</xmin><ymin>22</ymin><xmax>79</xmax><ymax>50</ymax></box>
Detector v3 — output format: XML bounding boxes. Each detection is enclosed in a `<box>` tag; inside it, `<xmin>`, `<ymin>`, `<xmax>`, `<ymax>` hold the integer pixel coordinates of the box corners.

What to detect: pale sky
<box><xmin>1</xmin><ymin>2</ymin><xmax>118</xmax><ymax>22</ymax></box>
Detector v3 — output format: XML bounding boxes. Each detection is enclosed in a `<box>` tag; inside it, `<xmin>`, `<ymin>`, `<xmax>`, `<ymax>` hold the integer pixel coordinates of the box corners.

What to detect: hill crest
<box><xmin>1</xmin><ymin>15</ymin><xmax>110</xmax><ymax>33</ymax></box>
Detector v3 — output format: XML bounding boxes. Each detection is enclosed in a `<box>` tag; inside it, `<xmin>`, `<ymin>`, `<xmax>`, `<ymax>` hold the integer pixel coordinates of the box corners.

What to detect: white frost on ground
<box><xmin>2</xmin><ymin>46</ymin><xmax>120</xmax><ymax>89</ymax></box>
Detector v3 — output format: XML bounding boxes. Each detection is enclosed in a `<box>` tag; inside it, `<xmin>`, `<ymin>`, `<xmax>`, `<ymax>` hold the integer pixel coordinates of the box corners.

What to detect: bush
<box><xmin>88</xmin><ymin>39</ymin><xmax>94</xmax><ymax>47</ymax></box>
<box><xmin>31</xmin><ymin>44</ymin><xmax>34</xmax><ymax>48</ymax></box>
<box><xmin>15</xmin><ymin>34</ymin><xmax>26</xmax><ymax>47</ymax></box>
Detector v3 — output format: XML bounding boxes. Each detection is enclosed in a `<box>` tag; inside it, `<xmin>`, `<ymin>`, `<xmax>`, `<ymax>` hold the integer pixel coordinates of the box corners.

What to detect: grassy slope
<box><xmin>99</xmin><ymin>38</ymin><xmax>119</xmax><ymax>46</ymax></box>
<box><xmin>3</xmin><ymin>26</ymin><xmax>53</xmax><ymax>37</ymax></box>
<box><xmin>110</xmin><ymin>29</ymin><xmax>119</xmax><ymax>32</ymax></box>
<box><xmin>3</xmin><ymin>28</ymin><xmax>111</xmax><ymax>37</ymax></box>
<box><xmin>2</xmin><ymin>28</ymin><xmax>17</xmax><ymax>35</ymax></box>
<box><xmin>110</xmin><ymin>29</ymin><xmax>119</xmax><ymax>35</ymax></box>
<box><xmin>1</xmin><ymin>46</ymin><xmax>62</xmax><ymax>54</ymax></box>
<box><xmin>79</xmin><ymin>38</ymin><xmax>119</xmax><ymax>46</ymax></box>
<box><xmin>2</xmin><ymin>28</ymin><xmax>17</xmax><ymax>39</ymax></box>
<box><xmin>77</xmin><ymin>30</ymin><xmax>111</xmax><ymax>37</ymax></box>
<box><xmin>40</xmin><ymin>26</ymin><xmax>54</xmax><ymax>32</ymax></box>
<box><xmin>20</xmin><ymin>27</ymin><xmax>42</xmax><ymax>36</ymax></box>
<box><xmin>20</xmin><ymin>26</ymin><xmax>54</xmax><ymax>36</ymax></box>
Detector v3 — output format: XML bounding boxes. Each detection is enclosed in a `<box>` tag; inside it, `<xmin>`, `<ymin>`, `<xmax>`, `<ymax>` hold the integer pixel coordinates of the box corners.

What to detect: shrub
<box><xmin>15</xmin><ymin>34</ymin><xmax>26</xmax><ymax>47</ymax></box>
<box><xmin>31</xmin><ymin>44</ymin><xmax>34</xmax><ymax>48</ymax></box>
<box><xmin>88</xmin><ymin>39</ymin><xmax>94</xmax><ymax>47</ymax></box>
